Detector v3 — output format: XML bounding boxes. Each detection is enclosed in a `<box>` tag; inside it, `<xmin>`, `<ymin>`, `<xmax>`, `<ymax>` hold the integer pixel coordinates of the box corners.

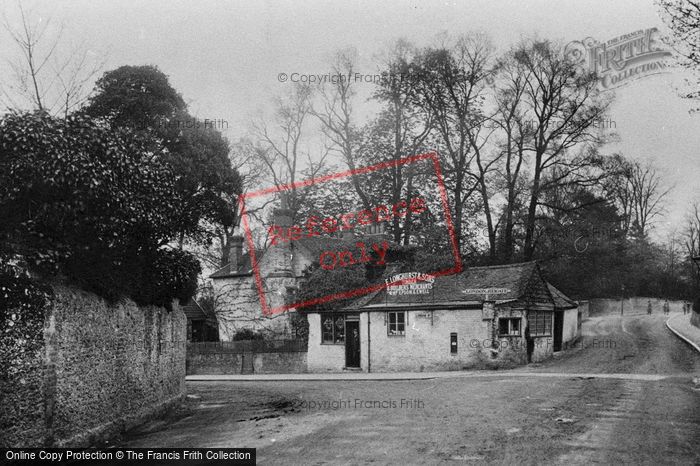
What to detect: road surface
<box><xmin>120</xmin><ymin>313</ymin><xmax>700</xmax><ymax>464</ymax></box>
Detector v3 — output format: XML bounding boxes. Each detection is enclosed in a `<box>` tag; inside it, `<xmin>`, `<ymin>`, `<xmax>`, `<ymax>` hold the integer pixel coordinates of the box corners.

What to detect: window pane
<box><xmin>512</xmin><ymin>318</ymin><xmax>520</xmax><ymax>334</ymax></box>
<box><xmin>388</xmin><ymin>312</ymin><xmax>405</xmax><ymax>335</ymax></box>
<box><xmin>499</xmin><ymin>319</ymin><xmax>509</xmax><ymax>335</ymax></box>
<box><xmin>323</xmin><ymin>316</ymin><xmax>333</xmax><ymax>330</ymax></box>
<box><xmin>335</xmin><ymin>316</ymin><xmax>345</xmax><ymax>343</ymax></box>
<box><xmin>530</xmin><ymin>312</ymin><xmax>551</xmax><ymax>336</ymax></box>
<box><xmin>322</xmin><ymin>315</ymin><xmax>334</xmax><ymax>342</ymax></box>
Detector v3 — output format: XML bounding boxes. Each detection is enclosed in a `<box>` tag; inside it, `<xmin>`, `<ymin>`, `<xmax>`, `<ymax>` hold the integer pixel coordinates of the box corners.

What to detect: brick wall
<box><xmin>1</xmin><ymin>285</ymin><xmax>186</xmax><ymax>447</ymax></box>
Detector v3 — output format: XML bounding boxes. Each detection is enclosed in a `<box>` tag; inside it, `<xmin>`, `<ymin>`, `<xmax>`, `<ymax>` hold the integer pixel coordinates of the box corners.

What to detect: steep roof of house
<box><xmin>182</xmin><ymin>299</ymin><xmax>219</xmax><ymax>324</ymax></box>
<box><xmin>209</xmin><ymin>235</ymin><xmax>362</xmax><ymax>279</ymax></box>
<box><xmin>337</xmin><ymin>261</ymin><xmax>574</xmax><ymax>312</ymax></box>
<box><xmin>294</xmin><ymin>236</ymin><xmax>362</xmax><ymax>258</ymax></box>
<box><xmin>209</xmin><ymin>251</ymin><xmax>258</xmax><ymax>278</ymax></box>
<box><xmin>182</xmin><ymin>299</ymin><xmax>204</xmax><ymax>319</ymax></box>
<box><xmin>460</xmin><ymin>262</ymin><xmax>538</xmax><ymax>302</ymax></box>
<box><xmin>547</xmin><ymin>283</ymin><xmax>578</xmax><ymax>310</ymax></box>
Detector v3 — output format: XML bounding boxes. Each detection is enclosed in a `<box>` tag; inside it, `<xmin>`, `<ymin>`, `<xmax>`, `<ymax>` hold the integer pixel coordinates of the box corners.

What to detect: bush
<box><xmin>232</xmin><ymin>329</ymin><xmax>265</xmax><ymax>341</ymax></box>
<box><xmin>296</xmin><ymin>263</ymin><xmax>371</xmax><ymax>312</ymax></box>
<box><xmin>0</xmin><ymin>111</ymin><xmax>199</xmax><ymax>307</ymax></box>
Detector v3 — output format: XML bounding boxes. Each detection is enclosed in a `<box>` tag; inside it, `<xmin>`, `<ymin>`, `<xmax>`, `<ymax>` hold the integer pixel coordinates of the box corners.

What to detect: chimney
<box><xmin>228</xmin><ymin>235</ymin><xmax>244</xmax><ymax>270</ymax></box>
<box><xmin>267</xmin><ymin>193</ymin><xmax>294</xmax><ymax>278</ymax></box>
<box><xmin>341</xmin><ymin>230</ymin><xmax>355</xmax><ymax>242</ymax></box>
<box><xmin>272</xmin><ymin>192</ymin><xmax>294</xmax><ymax>229</ymax></box>
<box><xmin>364</xmin><ymin>221</ymin><xmax>392</xmax><ymax>243</ymax></box>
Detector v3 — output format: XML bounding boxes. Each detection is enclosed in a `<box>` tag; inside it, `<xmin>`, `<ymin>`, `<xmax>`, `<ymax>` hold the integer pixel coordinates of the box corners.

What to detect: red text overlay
<box><xmin>239</xmin><ymin>152</ymin><xmax>460</xmax><ymax>316</ymax></box>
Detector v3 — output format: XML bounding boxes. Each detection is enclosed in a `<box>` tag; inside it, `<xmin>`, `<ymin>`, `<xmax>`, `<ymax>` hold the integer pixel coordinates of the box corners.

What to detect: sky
<box><xmin>1</xmin><ymin>0</ymin><xmax>699</xmax><ymax>240</ymax></box>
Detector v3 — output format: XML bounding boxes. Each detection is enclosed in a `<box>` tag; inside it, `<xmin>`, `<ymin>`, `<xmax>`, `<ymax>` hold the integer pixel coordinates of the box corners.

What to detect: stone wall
<box><xmin>590</xmin><ymin>297</ymin><xmax>691</xmax><ymax>316</ymax></box>
<box><xmin>186</xmin><ymin>350</ymin><xmax>307</xmax><ymax>374</ymax></box>
<box><xmin>1</xmin><ymin>285</ymin><xmax>186</xmax><ymax>447</ymax></box>
<box><xmin>308</xmin><ymin>309</ymin><xmax>500</xmax><ymax>372</ymax></box>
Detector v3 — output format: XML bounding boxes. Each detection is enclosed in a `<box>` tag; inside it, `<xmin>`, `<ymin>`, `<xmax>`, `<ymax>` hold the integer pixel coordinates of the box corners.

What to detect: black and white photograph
<box><xmin>1</xmin><ymin>0</ymin><xmax>700</xmax><ymax>464</ymax></box>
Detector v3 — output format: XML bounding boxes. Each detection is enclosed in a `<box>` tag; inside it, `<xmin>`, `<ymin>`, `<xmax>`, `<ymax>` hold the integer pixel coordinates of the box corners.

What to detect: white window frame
<box><xmin>387</xmin><ymin>311</ymin><xmax>406</xmax><ymax>336</ymax></box>
<box><xmin>499</xmin><ymin>317</ymin><xmax>521</xmax><ymax>336</ymax></box>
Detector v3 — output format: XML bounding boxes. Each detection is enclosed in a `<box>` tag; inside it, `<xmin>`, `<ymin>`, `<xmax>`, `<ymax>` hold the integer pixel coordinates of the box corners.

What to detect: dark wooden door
<box><xmin>345</xmin><ymin>321</ymin><xmax>360</xmax><ymax>368</ymax></box>
<box><xmin>553</xmin><ymin>312</ymin><xmax>563</xmax><ymax>352</ymax></box>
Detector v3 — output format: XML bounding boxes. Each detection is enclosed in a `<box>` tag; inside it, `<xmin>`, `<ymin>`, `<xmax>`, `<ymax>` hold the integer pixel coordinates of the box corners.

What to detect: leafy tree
<box><xmin>296</xmin><ymin>263</ymin><xmax>376</xmax><ymax>313</ymax></box>
<box><xmin>85</xmin><ymin>65</ymin><xmax>187</xmax><ymax>132</ymax></box>
<box><xmin>0</xmin><ymin>110</ymin><xmax>199</xmax><ymax>307</ymax></box>
<box><xmin>83</xmin><ymin>65</ymin><xmax>242</xmax><ymax>247</ymax></box>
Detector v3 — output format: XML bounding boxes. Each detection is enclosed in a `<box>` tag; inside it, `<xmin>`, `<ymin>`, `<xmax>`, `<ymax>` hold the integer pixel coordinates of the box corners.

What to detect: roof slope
<box><xmin>210</xmin><ymin>251</ymin><xmax>257</xmax><ymax>278</ymax></box>
<box><xmin>547</xmin><ymin>283</ymin><xmax>578</xmax><ymax>310</ymax></box>
<box><xmin>210</xmin><ymin>235</ymin><xmax>365</xmax><ymax>279</ymax></box>
<box><xmin>339</xmin><ymin>261</ymin><xmax>575</xmax><ymax>312</ymax></box>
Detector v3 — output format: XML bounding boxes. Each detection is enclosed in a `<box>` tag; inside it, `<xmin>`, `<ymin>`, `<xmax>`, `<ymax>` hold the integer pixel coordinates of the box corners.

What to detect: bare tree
<box><xmin>514</xmin><ymin>39</ymin><xmax>610</xmax><ymax>260</ymax></box>
<box><xmin>658</xmin><ymin>0</ymin><xmax>700</xmax><ymax>105</ymax></box>
<box><xmin>1</xmin><ymin>2</ymin><xmax>104</xmax><ymax>116</ymax></box>
<box><xmin>367</xmin><ymin>39</ymin><xmax>433</xmax><ymax>244</ymax></box>
<box><xmin>457</xmin><ymin>35</ymin><xmax>502</xmax><ymax>259</ymax></box>
<box><xmin>602</xmin><ymin>154</ymin><xmax>634</xmax><ymax>236</ymax></box>
<box><xmin>489</xmin><ymin>50</ymin><xmax>533</xmax><ymax>260</ymax></box>
<box><xmin>682</xmin><ymin>200</ymin><xmax>700</xmax><ymax>288</ymax></box>
<box><xmin>627</xmin><ymin>160</ymin><xmax>671</xmax><ymax>238</ymax></box>
<box><xmin>312</xmin><ymin>48</ymin><xmax>372</xmax><ymax>210</ymax></box>
<box><xmin>684</xmin><ymin>201</ymin><xmax>700</xmax><ymax>257</ymax></box>
<box><xmin>411</xmin><ymin>33</ymin><xmax>494</xmax><ymax>253</ymax></box>
<box><xmin>253</xmin><ymin>83</ymin><xmax>328</xmax><ymax>215</ymax></box>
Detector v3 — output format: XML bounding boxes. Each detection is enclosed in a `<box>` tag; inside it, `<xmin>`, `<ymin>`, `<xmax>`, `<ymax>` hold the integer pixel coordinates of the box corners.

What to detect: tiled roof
<box><xmin>182</xmin><ymin>299</ymin><xmax>219</xmax><ymax>323</ymax></box>
<box><xmin>460</xmin><ymin>262</ymin><xmax>537</xmax><ymax>302</ymax></box>
<box><xmin>182</xmin><ymin>299</ymin><xmax>205</xmax><ymax>320</ymax></box>
<box><xmin>338</xmin><ymin>261</ymin><xmax>575</xmax><ymax>312</ymax></box>
<box><xmin>547</xmin><ymin>283</ymin><xmax>578</xmax><ymax>310</ymax></box>
<box><xmin>295</xmin><ymin>236</ymin><xmax>362</xmax><ymax>258</ymax></box>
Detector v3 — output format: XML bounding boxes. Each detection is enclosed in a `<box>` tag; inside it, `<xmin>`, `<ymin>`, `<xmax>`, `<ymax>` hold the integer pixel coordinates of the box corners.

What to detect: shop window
<box><xmin>387</xmin><ymin>311</ymin><xmax>406</xmax><ymax>336</ymax></box>
<box><xmin>321</xmin><ymin>314</ymin><xmax>345</xmax><ymax>344</ymax></box>
<box><xmin>498</xmin><ymin>317</ymin><xmax>521</xmax><ymax>336</ymax></box>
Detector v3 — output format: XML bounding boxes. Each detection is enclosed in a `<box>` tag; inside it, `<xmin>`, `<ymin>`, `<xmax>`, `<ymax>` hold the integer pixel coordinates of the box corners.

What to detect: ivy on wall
<box><xmin>0</xmin><ymin>262</ymin><xmax>51</xmax><ymax>378</ymax></box>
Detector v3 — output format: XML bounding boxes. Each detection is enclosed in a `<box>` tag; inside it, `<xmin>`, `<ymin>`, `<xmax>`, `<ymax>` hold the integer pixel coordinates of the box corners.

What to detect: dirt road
<box><xmin>120</xmin><ymin>313</ymin><xmax>700</xmax><ymax>464</ymax></box>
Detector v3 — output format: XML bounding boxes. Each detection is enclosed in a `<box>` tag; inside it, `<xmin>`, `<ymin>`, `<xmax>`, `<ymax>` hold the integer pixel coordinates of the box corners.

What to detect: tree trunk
<box><xmin>523</xmin><ymin>152</ymin><xmax>543</xmax><ymax>260</ymax></box>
